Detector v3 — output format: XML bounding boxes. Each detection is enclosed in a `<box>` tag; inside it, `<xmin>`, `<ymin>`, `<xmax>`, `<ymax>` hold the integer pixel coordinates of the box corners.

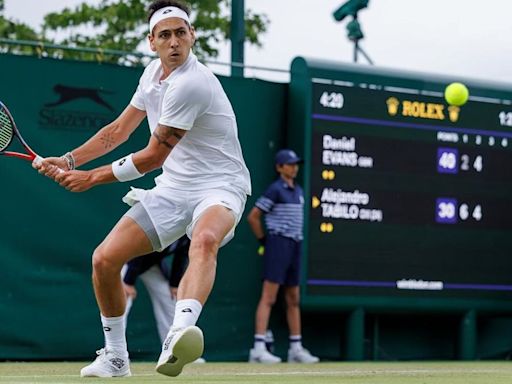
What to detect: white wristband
<box><xmin>112</xmin><ymin>153</ymin><xmax>145</xmax><ymax>182</ymax></box>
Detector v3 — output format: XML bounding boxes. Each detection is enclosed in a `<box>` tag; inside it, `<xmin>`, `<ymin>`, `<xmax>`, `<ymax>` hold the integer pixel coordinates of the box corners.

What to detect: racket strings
<box><xmin>0</xmin><ymin>109</ymin><xmax>14</xmax><ymax>151</ymax></box>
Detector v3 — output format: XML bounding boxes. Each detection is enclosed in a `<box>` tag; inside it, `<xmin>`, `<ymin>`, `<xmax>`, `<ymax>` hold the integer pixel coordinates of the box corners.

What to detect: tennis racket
<box><xmin>0</xmin><ymin>100</ymin><xmax>46</xmax><ymax>165</ymax></box>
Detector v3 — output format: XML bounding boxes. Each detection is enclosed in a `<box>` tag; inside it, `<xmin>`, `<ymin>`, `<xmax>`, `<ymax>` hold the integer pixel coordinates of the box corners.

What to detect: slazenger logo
<box><xmin>46</xmin><ymin>84</ymin><xmax>114</xmax><ymax>112</ymax></box>
<box><xmin>39</xmin><ymin>84</ymin><xmax>116</xmax><ymax>131</ymax></box>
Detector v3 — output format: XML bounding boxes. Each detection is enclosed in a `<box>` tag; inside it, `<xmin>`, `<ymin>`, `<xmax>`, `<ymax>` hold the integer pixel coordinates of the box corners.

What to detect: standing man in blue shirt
<box><xmin>247</xmin><ymin>149</ymin><xmax>319</xmax><ymax>364</ymax></box>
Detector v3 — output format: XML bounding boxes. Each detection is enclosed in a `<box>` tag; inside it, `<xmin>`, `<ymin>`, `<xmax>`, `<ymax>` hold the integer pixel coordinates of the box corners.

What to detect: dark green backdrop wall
<box><xmin>1</xmin><ymin>53</ymin><xmax>512</xmax><ymax>362</ymax></box>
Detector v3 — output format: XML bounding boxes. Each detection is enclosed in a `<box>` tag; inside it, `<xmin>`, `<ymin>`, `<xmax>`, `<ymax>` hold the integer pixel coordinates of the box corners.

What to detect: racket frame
<box><xmin>0</xmin><ymin>100</ymin><xmax>39</xmax><ymax>162</ymax></box>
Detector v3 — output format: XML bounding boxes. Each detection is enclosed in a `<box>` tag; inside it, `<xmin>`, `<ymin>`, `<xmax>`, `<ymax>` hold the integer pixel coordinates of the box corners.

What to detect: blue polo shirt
<box><xmin>255</xmin><ymin>177</ymin><xmax>304</xmax><ymax>241</ymax></box>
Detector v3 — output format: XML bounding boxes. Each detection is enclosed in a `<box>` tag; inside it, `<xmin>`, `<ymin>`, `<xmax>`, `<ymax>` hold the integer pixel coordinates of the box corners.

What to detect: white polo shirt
<box><xmin>130</xmin><ymin>53</ymin><xmax>251</xmax><ymax>195</ymax></box>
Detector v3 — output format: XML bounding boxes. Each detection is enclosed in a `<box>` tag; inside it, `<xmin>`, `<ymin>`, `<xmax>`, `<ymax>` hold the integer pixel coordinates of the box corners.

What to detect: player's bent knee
<box><xmin>192</xmin><ymin>230</ymin><xmax>221</xmax><ymax>253</ymax></box>
<box><xmin>92</xmin><ymin>248</ymin><xmax>120</xmax><ymax>275</ymax></box>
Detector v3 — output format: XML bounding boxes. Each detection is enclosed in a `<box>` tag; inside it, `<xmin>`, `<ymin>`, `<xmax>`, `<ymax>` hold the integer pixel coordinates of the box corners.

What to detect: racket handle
<box><xmin>33</xmin><ymin>155</ymin><xmax>64</xmax><ymax>173</ymax></box>
<box><xmin>33</xmin><ymin>155</ymin><xmax>43</xmax><ymax>165</ymax></box>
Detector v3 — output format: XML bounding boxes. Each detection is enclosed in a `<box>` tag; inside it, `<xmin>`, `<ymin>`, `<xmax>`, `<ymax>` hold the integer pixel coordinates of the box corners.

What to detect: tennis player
<box><xmin>34</xmin><ymin>0</ymin><xmax>251</xmax><ymax>378</ymax></box>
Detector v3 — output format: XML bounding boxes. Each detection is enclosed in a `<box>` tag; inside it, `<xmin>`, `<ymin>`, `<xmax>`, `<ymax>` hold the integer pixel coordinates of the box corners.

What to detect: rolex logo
<box><xmin>386</xmin><ymin>97</ymin><xmax>399</xmax><ymax>116</ymax></box>
<box><xmin>448</xmin><ymin>106</ymin><xmax>460</xmax><ymax>122</ymax></box>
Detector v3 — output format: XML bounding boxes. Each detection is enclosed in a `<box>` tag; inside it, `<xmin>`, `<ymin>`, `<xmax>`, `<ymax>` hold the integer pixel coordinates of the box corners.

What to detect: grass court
<box><xmin>1</xmin><ymin>361</ymin><xmax>512</xmax><ymax>384</ymax></box>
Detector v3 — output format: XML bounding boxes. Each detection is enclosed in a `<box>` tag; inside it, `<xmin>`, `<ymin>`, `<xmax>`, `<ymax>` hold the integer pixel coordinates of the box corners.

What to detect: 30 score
<box><xmin>436</xmin><ymin>198</ymin><xmax>482</xmax><ymax>224</ymax></box>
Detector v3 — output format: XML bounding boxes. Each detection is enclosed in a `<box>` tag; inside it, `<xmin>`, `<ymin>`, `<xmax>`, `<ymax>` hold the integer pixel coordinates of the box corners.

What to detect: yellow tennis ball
<box><xmin>444</xmin><ymin>82</ymin><xmax>469</xmax><ymax>106</ymax></box>
<box><xmin>257</xmin><ymin>245</ymin><xmax>265</xmax><ymax>256</ymax></box>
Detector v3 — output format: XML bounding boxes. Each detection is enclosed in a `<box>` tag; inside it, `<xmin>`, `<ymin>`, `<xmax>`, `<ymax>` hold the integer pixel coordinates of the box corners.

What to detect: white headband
<box><xmin>149</xmin><ymin>6</ymin><xmax>191</xmax><ymax>33</ymax></box>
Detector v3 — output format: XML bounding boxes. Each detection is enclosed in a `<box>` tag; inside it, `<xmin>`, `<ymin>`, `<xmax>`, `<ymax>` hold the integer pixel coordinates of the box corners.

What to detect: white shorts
<box><xmin>123</xmin><ymin>185</ymin><xmax>247</xmax><ymax>252</ymax></box>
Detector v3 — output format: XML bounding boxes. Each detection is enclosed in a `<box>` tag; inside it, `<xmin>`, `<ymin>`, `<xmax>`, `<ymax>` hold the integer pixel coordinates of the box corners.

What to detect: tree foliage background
<box><xmin>0</xmin><ymin>0</ymin><xmax>268</xmax><ymax>65</ymax></box>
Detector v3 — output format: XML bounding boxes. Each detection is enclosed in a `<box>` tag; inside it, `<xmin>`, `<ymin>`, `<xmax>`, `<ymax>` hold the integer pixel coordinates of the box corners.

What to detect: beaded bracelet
<box><xmin>61</xmin><ymin>152</ymin><xmax>75</xmax><ymax>170</ymax></box>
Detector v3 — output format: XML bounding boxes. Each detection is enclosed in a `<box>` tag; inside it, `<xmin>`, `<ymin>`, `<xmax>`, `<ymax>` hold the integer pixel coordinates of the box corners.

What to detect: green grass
<box><xmin>1</xmin><ymin>362</ymin><xmax>512</xmax><ymax>384</ymax></box>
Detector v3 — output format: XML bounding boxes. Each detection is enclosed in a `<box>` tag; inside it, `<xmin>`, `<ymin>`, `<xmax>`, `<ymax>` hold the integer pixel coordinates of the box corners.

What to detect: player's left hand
<box><xmin>34</xmin><ymin>157</ymin><xmax>67</xmax><ymax>180</ymax></box>
<box><xmin>55</xmin><ymin>169</ymin><xmax>95</xmax><ymax>192</ymax></box>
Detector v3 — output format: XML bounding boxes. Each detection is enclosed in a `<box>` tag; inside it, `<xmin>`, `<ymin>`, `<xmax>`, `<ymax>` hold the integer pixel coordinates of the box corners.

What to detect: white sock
<box><xmin>101</xmin><ymin>314</ymin><xmax>128</xmax><ymax>356</ymax></box>
<box><xmin>289</xmin><ymin>335</ymin><xmax>303</xmax><ymax>351</ymax></box>
<box><xmin>171</xmin><ymin>299</ymin><xmax>202</xmax><ymax>331</ymax></box>
<box><xmin>253</xmin><ymin>334</ymin><xmax>266</xmax><ymax>350</ymax></box>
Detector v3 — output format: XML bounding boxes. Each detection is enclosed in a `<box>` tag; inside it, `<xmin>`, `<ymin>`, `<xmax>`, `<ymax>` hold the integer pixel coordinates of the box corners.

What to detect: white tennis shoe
<box><xmin>80</xmin><ymin>348</ymin><xmax>131</xmax><ymax>377</ymax></box>
<box><xmin>193</xmin><ymin>357</ymin><xmax>207</xmax><ymax>363</ymax></box>
<box><xmin>248</xmin><ymin>348</ymin><xmax>282</xmax><ymax>363</ymax></box>
<box><xmin>287</xmin><ymin>347</ymin><xmax>320</xmax><ymax>363</ymax></box>
<box><xmin>156</xmin><ymin>326</ymin><xmax>204</xmax><ymax>377</ymax></box>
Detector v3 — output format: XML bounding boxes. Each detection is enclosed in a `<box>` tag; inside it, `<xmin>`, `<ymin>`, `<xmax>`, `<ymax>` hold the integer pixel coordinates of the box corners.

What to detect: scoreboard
<box><xmin>289</xmin><ymin>57</ymin><xmax>512</xmax><ymax>310</ymax></box>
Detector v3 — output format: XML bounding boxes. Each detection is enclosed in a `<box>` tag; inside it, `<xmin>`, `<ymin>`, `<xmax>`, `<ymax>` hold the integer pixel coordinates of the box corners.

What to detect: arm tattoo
<box><xmin>153</xmin><ymin>124</ymin><xmax>184</xmax><ymax>149</ymax></box>
<box><xmin>153</xmin><ymin>131</ymin><xmax>174</xmax><ymax>148</ymax></box>
<box><xmin>100</xmin><ymin>133</ymin><xmax>115</xmax><ymax>149</ymax></box>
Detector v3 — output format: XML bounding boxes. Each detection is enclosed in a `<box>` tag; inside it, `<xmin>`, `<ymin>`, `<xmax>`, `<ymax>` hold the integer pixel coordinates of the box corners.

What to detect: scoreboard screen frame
<box><xmin>288</xmin><ymin>56</ymin><xmax>512</xmax><ymax>312</ymax></box>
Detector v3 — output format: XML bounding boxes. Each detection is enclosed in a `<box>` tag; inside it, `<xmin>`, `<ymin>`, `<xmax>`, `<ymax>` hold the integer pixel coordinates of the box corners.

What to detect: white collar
<box><xmin>160</xmin><ymin>51</ymin><xmax>196</xmax><ymax>84</ymax></box>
